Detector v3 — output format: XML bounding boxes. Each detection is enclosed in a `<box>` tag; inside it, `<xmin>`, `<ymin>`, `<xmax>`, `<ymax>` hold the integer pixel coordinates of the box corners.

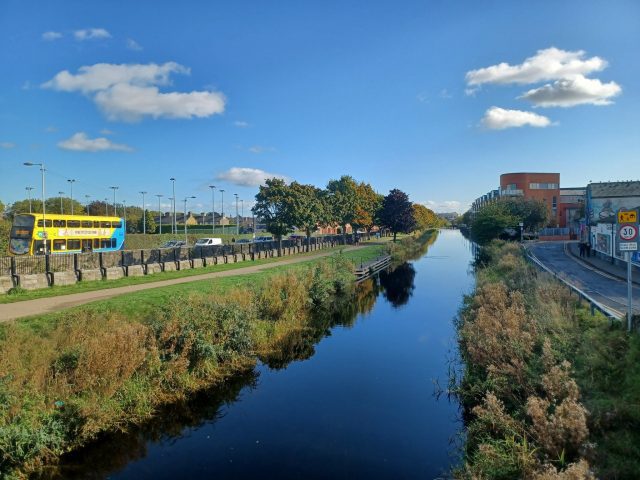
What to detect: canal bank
<box><xmin>16</xmin><ymin>229</ymin><xmax>474</xmax><ymax>479</ymax></box>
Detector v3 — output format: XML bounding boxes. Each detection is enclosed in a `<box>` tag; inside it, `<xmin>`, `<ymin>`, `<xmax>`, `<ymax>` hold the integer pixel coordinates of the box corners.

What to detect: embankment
<box><xmin>455</xmin><ymin>240</ymin><xmax>640</xmax><ymax>479</ymax></box>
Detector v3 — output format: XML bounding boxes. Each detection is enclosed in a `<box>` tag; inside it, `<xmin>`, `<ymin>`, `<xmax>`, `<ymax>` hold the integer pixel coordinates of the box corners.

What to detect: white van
<box><xmin>194</xmin><ymin>237</ymin><xmax>223</xmax><ymax>246</ymax></box>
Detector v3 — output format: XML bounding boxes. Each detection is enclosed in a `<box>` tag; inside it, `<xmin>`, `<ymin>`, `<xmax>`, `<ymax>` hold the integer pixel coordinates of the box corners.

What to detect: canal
<box><xmin>41</xmin><ymin>229</ymin><xmax>474</xmax><ymax>479</ymax></box>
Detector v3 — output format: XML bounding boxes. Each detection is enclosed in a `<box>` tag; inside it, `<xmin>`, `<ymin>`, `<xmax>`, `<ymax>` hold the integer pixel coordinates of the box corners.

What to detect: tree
<box><xmin>469</xmin><ymin>201</ymin><xmax>518</xmax><ymax>244</ymax></box>
<box><xmin>326</xmin><ymin>175</ymin><xmax>359</xmax><ymax>242</ymax></box>
<box><xmin>502</xmin><ymin>198</ymin><xmax>548</xmax><ymax>231</ymax></box>
<box><xmin>412</xmin><ymin>203</ymin><xmax>443</xmax><ymax>231</ymax></box>
<box><xmin>352</xmin><ymin>182</ymin><xmax>383</xmax><ymax>234</ymax></box>
<box><xmin>7</xmin><ymin>197</ymin><xmax>85</xmax><ymax>217</ymax></box>
<box><xmin>252</xmin><ymin>178</ymin><xmax>295</xmax><ymax>255</ymax></box>
<box><xmin>137</xmin><ymin>209</ymin><xmax>157</xmax><ymax>234</ymax></box>
<box><xmin>288</xmin><ymin>182</ymin><xmax>327</xmax><ymax>252</ymax></box>
<box><xmin>379</xmin><ymin>189</ymin><xmax>416</xmax><ymax>242</ymax></box>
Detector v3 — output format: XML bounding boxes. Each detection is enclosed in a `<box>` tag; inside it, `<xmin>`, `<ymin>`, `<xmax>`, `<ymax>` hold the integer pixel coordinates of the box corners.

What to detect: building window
<box><xmin>506</xmin><ymin>183</ymin><xmax>517</xmax><ymax>190</ymax></box>
<box><xmin>530</xmin><ymin>183</ymin><xmax>558</xmax><ymax>189</ymax></box>
<box><xmin>552</xmin><ymin>196</ymin><xmax>557</xmax><ymax>208</ymax></box>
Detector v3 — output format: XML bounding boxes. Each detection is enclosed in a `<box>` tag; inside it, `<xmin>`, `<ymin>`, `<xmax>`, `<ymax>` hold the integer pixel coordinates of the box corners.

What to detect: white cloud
<box><xmin>74</xmin><ymin>28</ymin><xmax>111</xmax><ymax>41</ymax></box>
<box><xmin>44</xmin><ymin>126</ymin><xmax>58</xmax><ymax>133</ymax></box>
<box><xmin>58</xmin><ymin>132</ymin><xmax>133</xmax><ymax>152</ymax></box>
<box><xmin>43</xmin><ymin>62</ymin><xmax>226</xmax><ymax>121</ymax></box>
<box><xmin>466</xmin><ymin>47</ymin><xmax>607</xmax><ymax>86</ymax></box>
<box><xmin>519</xmin><ymin>75</ymin><xmax>621</xmax><ymax>107</ymax></box>
<box><xmin>100</xmin><ymin>128</ymin><xmax>115</xmax><ymax>135</ymax></box>
<box><xmin>126</xmin><ymin>38</ymin><xmax>143</xmax><ymax>51</ymax></box>
<box><xmin>42</xmin><ymin>31</ymin><xmax>63</xmax><ymax>41</ymax></box>
<box><xmin>233</xmin><ymin>120</ymin><xmax>250</xmax><ymax>128</ymax></box>
<box><xmin>1</xmin><ymin>142</ymin><xmax>16</xmax><ymax>149</ymax></box>
<box><xmin>481</xmin><ymin>107</ymin><xmax>552</xmax><ymax>130</ymax></box>
<box><xmin>247</xmin><ymin>145</ymin><xmax>275</xmax><ymax>154</ymax></box>
<box><xmin>423</xmin><ymin>200</ymin><xmax>468</xmax><ymax>213</ymax></box>
<box><xmin>215</xmin><ymin>167</ymin><xmax>288</xmax><ymax>187</ymax></box>
<box><xmin>439</xmin><ymin>89</ymin><xmax>452</xmax><ymax>99</ymax></box>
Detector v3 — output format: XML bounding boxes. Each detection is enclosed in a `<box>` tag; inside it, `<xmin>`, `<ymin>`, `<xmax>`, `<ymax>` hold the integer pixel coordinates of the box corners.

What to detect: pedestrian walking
<box><xmin>579</xmin><ymin>242</ymin><xmax>585</xmax><ymax>257</ymax></box>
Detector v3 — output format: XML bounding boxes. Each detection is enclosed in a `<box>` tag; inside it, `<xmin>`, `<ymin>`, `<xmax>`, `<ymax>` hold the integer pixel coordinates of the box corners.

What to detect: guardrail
<box><xmin>524</xmin><ymin>246</ymin><xmax>623</xmax><ymax>321</ymax></box>
<box><xmin>354</xmin><ymin>255</ymin><xmax>391</xmax><ymax>281</ymax></box>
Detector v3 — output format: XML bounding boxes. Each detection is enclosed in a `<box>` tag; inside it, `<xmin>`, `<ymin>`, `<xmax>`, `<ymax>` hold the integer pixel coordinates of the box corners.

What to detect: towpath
<box><xmin>0</xmin><ymin>246</ymin><xmax>364</xmax><ymax>322</ymax></box>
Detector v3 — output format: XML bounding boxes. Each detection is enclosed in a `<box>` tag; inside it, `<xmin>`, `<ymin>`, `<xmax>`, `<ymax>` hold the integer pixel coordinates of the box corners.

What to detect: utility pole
<box><xmin>67</xmin><ymin>179</ymin><xmax>76</xmax><ymax>215</ymax></box>
<box><xmin>25</xmin><ymin>186</ymin><xmax>34</xmax><ymax>213</ymax></box>
<box><xmin>183</xmin><ymin>196</ymin><xmax>195</xmax><ymax>244</ymax></box>
<box><xmin>105</xmin><ymin>198</ymin><xmax>109</xmax><ymax>217</ymax></box>
<box><xmin>241</xmin><ymin>199</ymin><xmax>244</xmax><ymax>232</ymax></box>
<box><xmin>234</xmin><ymin>193</ymin><xmax>239</xmax><ymax>236</ymax></box>
<box><xmin>23</xmin><ymin>162</ymin><xmax>47</xmax><ymax>254</ymax></box>
<box><xmin>170</xmin><ymin>178</ymin><xmax>176</xmax><ymax>235</ymax></box>
<box><xmin>209</xmin><ymin>185</ymin><xmax>216</xmax><ymax>235</ymax></box>
<box><xmin>85</xmin><ymin>195</ymin><xmax>91</xmax><ymax>215</ymax></box>
<box><xmin>156</xmin><ymin>194</ymin><xmax>163</xmax><ymax>234</ymax></box>
<box><xmin>110</xmin><ymin>186</ymin><xmax>119</xmax><ymax>217</ymax></box>
<box><xmin>140</xmin><ymin>191</ymin><xmax>147</xmax><ymax>234</ymax></box>
<box><xmin>58</xmin><ymin>192</ymin><xmax>65</xmax><ymax>214</ymax></box>
<box><xmin>220</xmin><ymin>189</ymin><xmax>225</xmax><ymax>236</ymax></box>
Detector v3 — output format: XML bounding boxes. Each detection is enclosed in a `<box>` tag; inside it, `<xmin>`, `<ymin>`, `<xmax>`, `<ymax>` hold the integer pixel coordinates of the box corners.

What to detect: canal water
<box><xmin>43</xmin><ymin>229</ymin><xmax>474</xmax><ymax>479</ymax></box>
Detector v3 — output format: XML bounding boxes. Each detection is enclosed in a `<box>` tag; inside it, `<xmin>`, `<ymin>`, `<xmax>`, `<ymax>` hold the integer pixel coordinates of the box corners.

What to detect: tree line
<box><xmin>252</xmin><ymin>175</ymin><xmax>446</xmax><ymax>253</ymax></box>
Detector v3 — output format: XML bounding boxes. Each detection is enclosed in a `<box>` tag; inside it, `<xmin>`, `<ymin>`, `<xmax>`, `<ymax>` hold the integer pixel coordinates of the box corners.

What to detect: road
<box><xmin>0</xmin><ymin>246</ymin><xmax>364</xmax><ymax>322</ymax></box>
<box><xmin>527</xmin><ymin>241</ymin><xmax>640</xmax><ymax>317</ymax></box>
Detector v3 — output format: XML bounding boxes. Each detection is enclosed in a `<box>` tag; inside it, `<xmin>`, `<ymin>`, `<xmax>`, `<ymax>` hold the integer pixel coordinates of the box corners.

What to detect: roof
<box><xmin>588</xmin><ymin>181</ymin><xmax>640</xmax><ymax>198</ymax></box>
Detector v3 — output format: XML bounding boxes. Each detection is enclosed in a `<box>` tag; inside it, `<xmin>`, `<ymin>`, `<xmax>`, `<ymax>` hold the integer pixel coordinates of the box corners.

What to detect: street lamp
<box><xmin>209</xmin><ymin>185</ymin><xmax>216</xmax><ymax>235</ymax></box>
<box><xmin>170</xmin><ymin>178</ymin><xmax>176</xmax><ymax>235</ymax></box>
<box><xmin>105</xmin><ymin>198</ymin><xmax>109</xmax><ymax>216</ymax></box>
<box><xmin>123</xmin><ymin>200</ymin><xmax>127</xmax><ymax>229</ymax></box>
<box><xmin>109</xmin><ymin>186</ymin><xmax>119</xmax><ymax>217</ymax></box>
<box><xmin>234</xmin><ymin>193</ymin><xmax>239</xmax><ymax>236</ymax></box>
<box><xmin>23</xmin><ymin>162</ymin><xmax>47</xmax><ymax>254</ymax></box>
<box><xmin>58</xmin><ymin>192</ymin><xmax>65</xmax><ymax>214</ymax></box>
<box><xmin>139</xmin><ymin>191</ymin><xmax>147</xmax><ymax>234</ymax></box>
<box><xmin>85</xmin><ymin>194</ymin><xmax>91</xmax><ymax>215</ymax></box>
<box><xmin>220</xmin><ymin>189</ymin><xmax>225</xmax><ymax>236</ymax></box>
<box><xmin>183</xmin><ymin>196</ymin><xmax>196</xmax><ymax>244</ymax></box>
<box><xmin>241</xmin><ymin>199</ymin><xmax>244</xmax><ymax>232</ymax></box>
<box><xmin>67</xmin><ymin>179</ymin><xmax>76</xmax><ymax>215</ymax></box>
<box><xmin>25</xmin><ymin>186</ymin><xmax>34</xmax><ymax>213</ymax></box>
<box><xmin>156</xmin><ymin>194</ymin><xmax>163</xmax><ymax>234</ymax></box>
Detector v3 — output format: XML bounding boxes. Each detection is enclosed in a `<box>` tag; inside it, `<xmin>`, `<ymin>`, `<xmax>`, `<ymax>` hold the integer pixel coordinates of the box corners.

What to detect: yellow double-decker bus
<box><xmin>9</xmin><ymin>213</ymin><xmax>126</xmax><ymax>255</ymax></box>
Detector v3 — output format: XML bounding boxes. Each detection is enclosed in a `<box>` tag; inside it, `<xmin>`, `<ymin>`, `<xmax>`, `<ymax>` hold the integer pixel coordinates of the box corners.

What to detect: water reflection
<box><xmin>379</xmin><ymin>262</ymin><xmax>416</xmax><ymax>307</ymax></box>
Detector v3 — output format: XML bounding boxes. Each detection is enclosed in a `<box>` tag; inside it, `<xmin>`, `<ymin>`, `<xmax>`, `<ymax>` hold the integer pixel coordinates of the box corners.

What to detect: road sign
<box><xmin>620</xmin><ymin>242</ymin><xmax>638</xmax><ymax>252</ymax></box>
<box><xmin>619</xmin><ymin>224</ymin><xmax>638</xmax><ymax>241</ymax></box>
<box><xmin>618</xmin><ymin>210</ymin><xmax>638</xmax><ymax>224</ymax></box>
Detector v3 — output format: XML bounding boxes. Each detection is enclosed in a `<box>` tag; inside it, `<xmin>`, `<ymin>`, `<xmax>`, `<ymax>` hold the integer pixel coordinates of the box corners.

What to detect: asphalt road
<box><xmin>528</xmin><ymin>241</ymin><xmax>640</xmax><ymax>317</ymax></box>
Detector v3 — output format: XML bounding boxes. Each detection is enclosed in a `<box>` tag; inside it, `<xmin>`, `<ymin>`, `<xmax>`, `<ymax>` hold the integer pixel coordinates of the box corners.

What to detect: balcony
<box><xmin>500</xmin><ymin>189</ymin><xmax>523</xmax><ymax>196</ymax></box>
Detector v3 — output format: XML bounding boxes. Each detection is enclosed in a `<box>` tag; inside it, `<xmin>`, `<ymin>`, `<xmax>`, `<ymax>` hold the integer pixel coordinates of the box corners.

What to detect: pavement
<box><xmin>0</xmin><ymin>246</ymin><xmax>364</xmax><ymax>322</ymax></box>
<box><xmin>527</xmin><ymin>241</ymin><xmax>640</xmax><ymax>317</ymax></box>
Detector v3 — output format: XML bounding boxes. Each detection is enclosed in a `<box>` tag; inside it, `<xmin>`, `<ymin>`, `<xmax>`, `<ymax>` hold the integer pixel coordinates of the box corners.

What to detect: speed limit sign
<box><xmin>619</xmin><ymin>224</ymin><xmax>638</xmax><ymax>241</ymax></box>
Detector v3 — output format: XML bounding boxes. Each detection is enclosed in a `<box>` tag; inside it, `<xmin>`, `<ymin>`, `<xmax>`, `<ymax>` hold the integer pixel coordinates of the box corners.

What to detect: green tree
<box><xmin>469</xmin><ymin>201</ymin><xmax>519</xmax><ymax>244</ymax></box>
<box><xmin>352</xmin><ymin>182</ymin><xmax>383</xmax><ymax>234</ymax></box>
<box><xmin>326</xmin><ymin>175</ymin><xmax>358</xmax><ymax>242</ymax></box>
<box><xmin>136</xmin><ymin>209</ymin><xmax>157</xmax><ymax>234</ymax></box>
<box><xmin>252</xmin><ymin>178</ymin><xmax>295</xmax><ymax>255</ymax></box>
<box><xmin>379</xmin><ymin>189</ymin><xmax>416</xmax><ymax>242</ymax></box>
<box><xmin>502</xmin><ymin>198</ymin><xmax>549</xmax><ymax>231</ymax></box>
<box><xmin>7</xmin><ymin>197</ymin><xmax>85</xmax><ymax>217</ymax></box>
<box><xmin>412</xmin><ymin>203</ymin><xmax>443</xmax><ymax>231</ymax></box>
<box><xmin>288</xmin><ymin>182</ymin><xmax>327</xmax><ymax>252</ymax></box>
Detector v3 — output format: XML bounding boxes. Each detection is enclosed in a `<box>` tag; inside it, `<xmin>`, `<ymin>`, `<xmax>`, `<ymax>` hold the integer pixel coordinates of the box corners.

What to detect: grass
<box><xmin>0</xmin><ymin>242</ymin><xmax>385</xmax><ymax>305</ymax></box>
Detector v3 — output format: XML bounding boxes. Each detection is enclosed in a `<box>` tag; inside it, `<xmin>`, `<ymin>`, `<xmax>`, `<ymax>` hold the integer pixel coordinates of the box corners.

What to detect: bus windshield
<box><xmin>10</xmin><ymin>215</ymin><xmax>35</xmax><ymax>255</ymax></box>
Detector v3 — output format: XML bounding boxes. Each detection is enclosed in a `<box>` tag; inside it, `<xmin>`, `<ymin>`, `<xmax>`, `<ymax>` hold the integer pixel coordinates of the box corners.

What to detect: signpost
<box><xmin>617</xmin><ymin>209</ymin><xmax>639</xmax><ymax>331</ymax></box>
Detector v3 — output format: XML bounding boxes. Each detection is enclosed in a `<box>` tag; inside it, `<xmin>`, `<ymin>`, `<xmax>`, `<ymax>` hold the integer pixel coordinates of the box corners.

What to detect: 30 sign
<box><xmin>619</xmin><ymin>224</ymin><xmax>638</xmax><ymax>241</ymax></box>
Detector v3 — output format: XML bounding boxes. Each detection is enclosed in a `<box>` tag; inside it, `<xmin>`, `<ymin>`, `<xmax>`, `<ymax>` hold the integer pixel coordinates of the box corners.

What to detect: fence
<box><xmin>1</xmin><ymin>233</ymin><xmax>367</xmax><ymax>284</ymax></box>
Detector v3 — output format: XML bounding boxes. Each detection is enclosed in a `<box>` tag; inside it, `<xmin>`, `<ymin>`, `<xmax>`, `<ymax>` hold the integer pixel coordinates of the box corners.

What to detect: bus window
<box><xmin>68</xmin><ymin>239</ymin><xmax>81</xmax><ymax>250</ymax></box>
<box><xmin>34</xmin><ymin>240</ymin><xmax>52</xmax><ymax>254</ymax></box>
<box><xmin>53</xmin><ymin>239</ymin><xmax>66</xmax><ymax>251</ymax></box>
<box><xmin>112</xmin><ymin>221</ymin><xmax>122</xmax><ymax>228</ymax></box>
<box><xmin>111</xmin><ymin>238</ymin><xmax>117</xmax><ymax>248</ymax></box>
<box><xmin>82</xmin><ymin>239</ymin><xmax>92</xmax><ymax>252</ymax></box>
<box><xmin>93</xmin><ymin>221</ymin><xmax>100</xmax><ymax>228</ymax></box>
<box><xmin>100</xmin><ymin>221</ymin><xmax>112</xmax><ymax>228</ymax></box>
<box><xmin>53</xmin><ymin>220</ymin><xmax>66</xmax><ymax>228</ymax></box>
<box><xmin>37</xmin><ymin>219</ymin><xmax>53</xmax><ymax>227</ymax></box>
<box><xmin>101</xmin><ymin>239</ymin><xmax>111</xmax><ymax>249</ymax></box>
<box><xmin>93</xmin><ymin>238</ymin><xmax>100</xmax><ymax>249</ymax></box>
<box><xmin>68</xmin><ymin>220</ymin><xmax>81</xmax><ymax>228</ymax></box>
<box><xmin>81</xmin><ymin>221</ymin><xmax>92</xmax><ymax>228</ymax></box>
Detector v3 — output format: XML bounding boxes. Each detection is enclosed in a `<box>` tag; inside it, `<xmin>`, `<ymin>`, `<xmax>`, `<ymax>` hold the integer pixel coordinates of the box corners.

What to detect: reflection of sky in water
<box><xmin>45</xmin><ymin>230</ymin><xmax>474</xmax><ymax>480</ymax></box>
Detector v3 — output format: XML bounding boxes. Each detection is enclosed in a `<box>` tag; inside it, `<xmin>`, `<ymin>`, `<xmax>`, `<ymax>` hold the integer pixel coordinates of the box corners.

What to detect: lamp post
<box><xmin>183</xmin><ymin>196</ymin><xmax>196</xmax><ymax>244</ymax></box>
<box><xmin>209</xmin><ymin>185</ymin><xmax>216</xmax><ymax>235</ymax></box>
<box><xmin>105</xmin><ymin>198</ymin><xmax>109</xmax><ymax>216</ymax></box>
<box><xmin>122</xmin><ymin>200</ymin><xmax>127</xmax><ymax>229</ymax></box>
<box><xmin>241</xmin><ymin>199</ymin><xmax>244</xmax><ymax>232</ymax></box>
<box><xmin>25</xmin><ymin>186</ymin><xmax>34</xmax><ymax>213</ymax></box>
<box><xmin>139</xmin><ymin>191</ymin><xmax>147</xmax><ymax>235</ymax></box>
<box><xmin>109</xmin><ymin>186</ymin><xmax>119</xmax><ymax>217</ymax></box>
<box><xmin>85</xmin><ymin>195</ymin><xmax>91</xmax><ymax>215</ymax></box>
<box><xmin>23</xmin><ymin>162</ymin><xmax>47</xmax><ymax>254</ymax></box>
<box><xmin>58</xmin><ymin>192</ymin><xmax>65</xmax><ymax>214</ymax></box>
<box><xmin>220</xmin><ymin>189</ymin><xmax>225</xmax><ymax>236</ymax></box>
<box><xmin>67</xmin><ymin>179</ymin><xmax>76</xmax><ymax>215</ymax></box>
<box><xmin>156</xmin><ymin>194</ymin><xmax>163</xmax><ymax>234</ymax></box>
<box><xmin>170</xmin><ymin>178</ymin><xmax>176</xmax><ymax>234</ymax></box>
<box><xmin>234</xmin><ymin>193</ymin><xmax>239</xmax><ymax>236</ymax></box>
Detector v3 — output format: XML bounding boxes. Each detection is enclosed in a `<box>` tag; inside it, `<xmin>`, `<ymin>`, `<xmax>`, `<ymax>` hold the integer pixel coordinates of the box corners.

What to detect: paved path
<box><xmin>0</xmin><ymin>246</ymin><xmax>364</xmax><ymax>322</ymax></box>
<box><xmin>527</xmin><ymin>241</ymin><xmax>640</xmax><ymax>317</ymax></box>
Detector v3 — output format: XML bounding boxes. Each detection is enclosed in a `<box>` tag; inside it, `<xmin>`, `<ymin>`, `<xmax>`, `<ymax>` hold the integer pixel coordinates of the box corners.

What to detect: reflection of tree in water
<box><xmin>379</xmin><ymin>262</ymin><xmax>416</xmax><ymax>308</ymax></box>
<box><xmin>35</xmin><ymin>370</ymin><xmax>259</xmax><ymax>480</ymax></box>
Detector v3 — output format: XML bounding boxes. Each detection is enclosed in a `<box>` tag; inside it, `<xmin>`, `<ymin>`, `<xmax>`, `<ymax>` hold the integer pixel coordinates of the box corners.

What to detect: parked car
<box><xmin>236</xmin><ymin>238</ymin><xmax>252</xmax><ymax>244</ymax></box>
<box><xmin>160</xmin><ymin>240</ymin><xmax>187</xmax><ymax>248</ymax></box>
<box><xmin>289</xmin><ymin>234</ymin><xmax>306</xmax><ymax>240</ymax></box>
<box><xmin>255</xmin><ymin>236</ymin><xmax>274</xmax><ymax>242</ymax></box>
<box><xmin>194</xmin><ymin>237</ymin><xmax>223</xmax><ymax>246</ymax></box>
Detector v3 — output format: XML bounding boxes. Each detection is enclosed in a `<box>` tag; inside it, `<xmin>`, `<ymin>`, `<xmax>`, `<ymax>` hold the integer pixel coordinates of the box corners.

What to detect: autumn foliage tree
<box><xmin>288</xmin><ymin>182</ymin><xmax>327</xmax><ymax>251</ymax></box>
<box><xmin>379</xmin><ymin>189</ymin><xmax>416</xmax><ymax>242</ymax></box>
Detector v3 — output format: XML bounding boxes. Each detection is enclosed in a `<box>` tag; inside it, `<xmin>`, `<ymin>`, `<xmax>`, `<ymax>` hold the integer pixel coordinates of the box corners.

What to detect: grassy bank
<box><xmin>455</xmin><ymin>241</ymin><xmax>640</xmax><ymax>479</ymax></box>
<box><xmin>0</xmin><ymin>253</ymin><xmax>358</xmax><ymax>478</ymax></box>
<box><xmin>387</xmin><ymin>229</ymin><xmax>439</xmax><ymax>263</ymax></box>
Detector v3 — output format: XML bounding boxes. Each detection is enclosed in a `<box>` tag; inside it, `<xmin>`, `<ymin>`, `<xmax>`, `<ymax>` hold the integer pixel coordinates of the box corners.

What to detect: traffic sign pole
<box><xmin>617</xmin><ymin>209</ymin><xmax>638</xmax><ymax>332</ymax></box>
<box><xmin>628</xmin><ymin>251</ymin><xmax>633</xmax><ymax>332</ymax></box>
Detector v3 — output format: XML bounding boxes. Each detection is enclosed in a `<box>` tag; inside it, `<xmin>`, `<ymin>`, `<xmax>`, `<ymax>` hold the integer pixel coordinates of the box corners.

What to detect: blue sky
<box><xmin>1</xmin><ymin>0</ymin><xmax>639</xmax><ymax>214</ymax></box>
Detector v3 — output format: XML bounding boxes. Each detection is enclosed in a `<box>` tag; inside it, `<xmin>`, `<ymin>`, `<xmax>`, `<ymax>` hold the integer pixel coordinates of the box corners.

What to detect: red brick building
<box><xmin>500</xmin><ymin>172</ymin><xmax>560</xmax><ymax>226</ymax></box>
